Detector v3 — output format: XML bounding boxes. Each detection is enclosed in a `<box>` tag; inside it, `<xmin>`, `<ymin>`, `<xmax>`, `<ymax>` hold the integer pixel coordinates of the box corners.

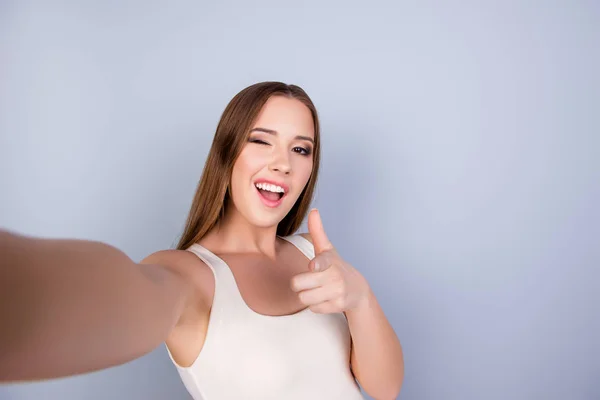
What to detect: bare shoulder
<box><xmin>140</xmin><ymin>248</ymin><xmax>205</xmax><ymax>271</ymax></box>
<box><xmin>139</xmin><ymin>248</ymin><xmax>211</xmax><ymax>286</ymax></box>
<box><xmin>299</xmin><ymin>232</ymin><xmax>313</xmax><ymax>243</ymax></box>
<box><xmin>139</xmin><ymin>248</ymin><xmax>216</xmax><ymax>329</ymax></box>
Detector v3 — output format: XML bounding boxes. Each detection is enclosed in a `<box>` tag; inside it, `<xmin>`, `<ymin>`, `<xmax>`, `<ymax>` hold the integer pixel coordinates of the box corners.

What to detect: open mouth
<box><xmin>255</xmin><ymin>181</ymin><xmax>286</xmax><ymax>207</ymax></box>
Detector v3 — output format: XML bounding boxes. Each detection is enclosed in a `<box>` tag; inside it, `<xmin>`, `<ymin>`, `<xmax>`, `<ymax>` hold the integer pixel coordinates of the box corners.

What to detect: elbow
<box><xmin>389</xmin><ymin>365</ymin><xmax>405</xmax><ymax>399</ymax></box>
<box><xmin>369</xmin><ymin>383</ymin><xmax>403</xmax><ymax>400</ymax></box>
<box><xmin>389</xmin><ymin>376</ymin><xmax>404</xmax><ymax>400</ymax></box>
<box><xmin>362</xmin><ymin>370</ymin><xmax>404</xmax><ymax>400</ymax></box>
<box><xmin>367</xmin><ymin>386</ymin><xmax>403</xmax><ymax>400</ymax></box>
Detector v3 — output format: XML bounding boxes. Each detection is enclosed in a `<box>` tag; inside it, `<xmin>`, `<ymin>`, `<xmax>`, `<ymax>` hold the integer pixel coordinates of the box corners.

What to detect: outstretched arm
<box><xmin>0</xmin><ymin>229</ymin><xmax>192</xmax><ymax>382</ymax></box>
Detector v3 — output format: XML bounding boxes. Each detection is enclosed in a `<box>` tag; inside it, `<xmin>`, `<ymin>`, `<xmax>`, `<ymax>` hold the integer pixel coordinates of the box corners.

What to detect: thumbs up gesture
<box><xmin>291</xmin><ymin>209</ymin><xmax>371</xmax><ymax>314</ymax></box>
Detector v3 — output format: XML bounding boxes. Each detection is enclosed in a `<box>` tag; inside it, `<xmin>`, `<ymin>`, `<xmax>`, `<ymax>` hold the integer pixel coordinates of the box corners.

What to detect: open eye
<box><xmin>293</xmin><ymin>146</ymin><xmax>312</xmax><ymax>156</ymax></box>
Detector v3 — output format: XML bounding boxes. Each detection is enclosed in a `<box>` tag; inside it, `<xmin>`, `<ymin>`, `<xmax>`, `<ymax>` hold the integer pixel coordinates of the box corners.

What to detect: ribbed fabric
<box><xmin>165</xmin><ymin>234</ymin><xmax>364</xmax><ymax>400</ymax></box>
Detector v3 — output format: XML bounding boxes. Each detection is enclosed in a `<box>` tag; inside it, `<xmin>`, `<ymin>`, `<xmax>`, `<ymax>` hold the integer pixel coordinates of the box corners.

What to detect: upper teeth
<box><xmin>256</xmin><ymin>182</ymin><xmax>285</xmax><ymax>193</ymax></box>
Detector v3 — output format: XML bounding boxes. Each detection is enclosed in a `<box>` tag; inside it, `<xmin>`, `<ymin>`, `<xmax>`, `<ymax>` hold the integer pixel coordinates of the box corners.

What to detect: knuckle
<box><xmin>291</xmin><ymin>278</ymin><xmax>300</xmax><ymax>291</ymax></box>
<box><xmin>331</xmin><ymin>268</ymin><xmax>343</xmax><ymax>281</ymax></box>
<box><xmin>310</xmin><ymin>305</ymin><xmax>323</xmax><ymax>314</ymax></box>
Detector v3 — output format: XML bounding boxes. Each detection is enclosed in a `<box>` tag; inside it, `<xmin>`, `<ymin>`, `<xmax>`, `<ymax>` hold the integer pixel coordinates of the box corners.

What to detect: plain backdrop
<box><xmin>1</xmin><ymin>1</ymin><xmax>598</xmax><ymax>399</ymax></box>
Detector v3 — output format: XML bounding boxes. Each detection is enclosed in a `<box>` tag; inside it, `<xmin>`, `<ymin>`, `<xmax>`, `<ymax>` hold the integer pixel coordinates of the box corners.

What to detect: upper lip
<box><xmin>254</xmin><ymin>179</ymin><xmax>289</xmax><ymax>194</ymax></box>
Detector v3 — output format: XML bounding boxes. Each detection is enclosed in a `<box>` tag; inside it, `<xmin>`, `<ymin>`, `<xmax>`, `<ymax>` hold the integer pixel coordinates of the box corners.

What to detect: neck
<box><xmin>204</xmin><ymin>205</ymin><xmax>281</xmax><ymax>259</ymax></box>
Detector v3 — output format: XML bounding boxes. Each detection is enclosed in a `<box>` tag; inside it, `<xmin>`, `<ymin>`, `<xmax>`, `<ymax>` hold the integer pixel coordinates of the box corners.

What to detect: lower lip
<box><xmin>255</xmin><ymin>186</ymin><xmax>285</xmax><ymax>208</ymax></box>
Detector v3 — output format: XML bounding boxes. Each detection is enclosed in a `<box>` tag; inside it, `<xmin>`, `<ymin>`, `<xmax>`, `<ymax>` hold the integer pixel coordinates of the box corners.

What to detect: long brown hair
<box><xmin>175</xmin><ymin>81</ymin><xmax>321</xmax><ymax>250</ymax></box>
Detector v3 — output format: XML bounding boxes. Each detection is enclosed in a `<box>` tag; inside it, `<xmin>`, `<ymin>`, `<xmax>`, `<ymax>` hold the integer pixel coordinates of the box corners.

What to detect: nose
<box><xmin>269</xmin><ymin>148</ymin><xmax>291</xmax><ymax>175</ymax></box>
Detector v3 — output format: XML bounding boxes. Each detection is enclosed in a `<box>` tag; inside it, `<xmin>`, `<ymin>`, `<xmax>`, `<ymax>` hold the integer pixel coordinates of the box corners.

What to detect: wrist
<box><xmin>347</xmin><ymin>285</ymin><xmax>375</xmax><ymax>317</ymax></box>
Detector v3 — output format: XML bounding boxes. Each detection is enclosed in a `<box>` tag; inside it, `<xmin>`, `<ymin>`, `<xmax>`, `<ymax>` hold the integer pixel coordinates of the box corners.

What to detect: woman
<box><xmin>0</xmin><ymin>82</ymin><xmax>404</xmax><ymax>399</ymax></box>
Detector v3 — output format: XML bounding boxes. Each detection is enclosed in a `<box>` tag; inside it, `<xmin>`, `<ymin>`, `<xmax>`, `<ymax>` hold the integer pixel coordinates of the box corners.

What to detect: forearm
<box><xmin>346</xmin><ymin>290</ymin><xmax>404</xmax><ymax>399</ymax></box>
<box><xmin>0</xmin><ymin>229</ymin><xmax>188</xmax><ymax>382</ymax></box>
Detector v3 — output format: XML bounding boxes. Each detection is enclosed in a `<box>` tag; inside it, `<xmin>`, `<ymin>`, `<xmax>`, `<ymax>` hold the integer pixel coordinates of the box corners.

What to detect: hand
<box><xmin>291</xmin><ymin>209</ymin><xmax>371</xmax><ymax>314</ymax></box>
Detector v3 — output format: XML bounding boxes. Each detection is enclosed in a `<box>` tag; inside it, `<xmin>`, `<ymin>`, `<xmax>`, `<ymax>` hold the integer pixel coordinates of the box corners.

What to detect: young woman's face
<box><xmin>229</xmin><ymin>95</ymin><xmax>315</xmax><ymax>229</ymax></box>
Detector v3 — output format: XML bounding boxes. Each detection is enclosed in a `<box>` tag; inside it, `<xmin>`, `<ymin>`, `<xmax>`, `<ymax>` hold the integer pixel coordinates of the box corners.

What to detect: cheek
<box><xmin>231</xmin><ymin>148</ymin><xmax>264</xmax><ymax>186</ymax></box>
<box><xmin>293</xmin><ymin>157</ymin><xmax>314</xmax><ymax>186</ymax></box>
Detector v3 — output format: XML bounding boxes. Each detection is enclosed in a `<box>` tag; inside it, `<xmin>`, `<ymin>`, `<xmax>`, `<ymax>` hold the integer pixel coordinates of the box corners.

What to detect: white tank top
<box><xmin>165</xmin><ymin>234</ymin><xmax>365</xmax><ymax>400</ymax></box>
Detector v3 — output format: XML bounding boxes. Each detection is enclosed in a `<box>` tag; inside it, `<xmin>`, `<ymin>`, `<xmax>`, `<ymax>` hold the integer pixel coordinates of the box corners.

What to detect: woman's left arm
<box><xmin>345</xmin><ymin>289</ymin><xmax>404</xmax><ymax>399</ymax></box>
<box><xmin>293</xmin><ymin>210</ymin><xmax>404</xmax><ymax>399</ymax></box>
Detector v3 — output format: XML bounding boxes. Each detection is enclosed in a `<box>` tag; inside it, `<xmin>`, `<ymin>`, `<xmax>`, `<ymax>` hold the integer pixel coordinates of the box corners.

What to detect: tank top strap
<box><xmin>186</xmin><ymin>243</ymin><xmax>251</xmax><ymax>316</ymax></box>
<box><xmin>280</xmin><ymin>234</ymin><xmax>315</xmax><ymax>260</ymax></box>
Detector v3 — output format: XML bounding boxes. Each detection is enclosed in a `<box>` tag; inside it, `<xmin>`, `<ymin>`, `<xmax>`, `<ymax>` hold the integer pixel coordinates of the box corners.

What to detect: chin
<box><xmin>248</xmin><ymin>217</ymin><xmax>283</xmax><ymax>229</ymax></box>
<box><xmin>245</xmin><ymin>206</ymin><xmax>291</xmax><ymax>229</ymax></box>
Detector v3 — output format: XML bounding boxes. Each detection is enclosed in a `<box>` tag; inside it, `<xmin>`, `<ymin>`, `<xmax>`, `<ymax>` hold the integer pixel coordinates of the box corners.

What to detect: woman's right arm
<box><xmin>0</xmin><ymin>229</ymin><xmax>193</xmax><ymax>383</ymax></box>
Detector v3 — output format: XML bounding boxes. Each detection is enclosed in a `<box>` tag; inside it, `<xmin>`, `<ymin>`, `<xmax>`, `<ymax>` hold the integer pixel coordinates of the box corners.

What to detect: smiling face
<box><xmin>228</xmin><ymin>95</ymin><xmax>316</xmax><ymax>229</ymax></box>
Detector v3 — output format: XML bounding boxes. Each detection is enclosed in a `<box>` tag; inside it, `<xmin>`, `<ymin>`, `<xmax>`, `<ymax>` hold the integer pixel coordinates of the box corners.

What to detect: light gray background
<box><xmin>1</xmin><ymin>1</ymin><xmax>598</xmax><ymax>399</ymax></box>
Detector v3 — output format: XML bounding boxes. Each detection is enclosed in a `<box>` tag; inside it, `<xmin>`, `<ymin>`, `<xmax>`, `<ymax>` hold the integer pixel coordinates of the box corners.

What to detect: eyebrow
<box><xmin>250</xmin><ymin>127</ymin><xmax>314</xmax><ymax>144</ymax></box>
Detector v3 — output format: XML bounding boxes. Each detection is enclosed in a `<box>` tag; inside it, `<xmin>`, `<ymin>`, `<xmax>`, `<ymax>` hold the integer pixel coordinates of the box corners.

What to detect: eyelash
<box><xmin>248</xmin><ymin>139</ymin><xmax>312</xmax><ymax>156</ymax></box>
